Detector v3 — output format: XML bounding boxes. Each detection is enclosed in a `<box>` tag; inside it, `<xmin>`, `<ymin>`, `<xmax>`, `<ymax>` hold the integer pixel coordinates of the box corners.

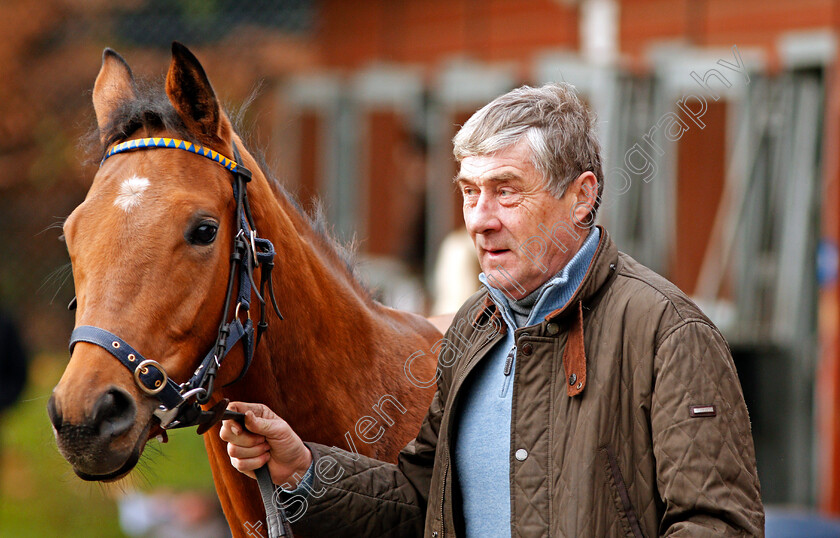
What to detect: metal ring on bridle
<box><xmin>134</xmin><ymin>359</ymin><xmax>168</xmax><ymax>395</ymax></box>
<box><xmin>234</xmin><ymin>301</ymin><xmax>249</xmax><ymax>321</ymax></box>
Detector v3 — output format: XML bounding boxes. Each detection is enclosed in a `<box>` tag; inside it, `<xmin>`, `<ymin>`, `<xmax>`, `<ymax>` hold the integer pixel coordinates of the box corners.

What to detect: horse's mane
<box><xmin>83</xmin><ymin>79</ymin><xmax>366</xmax><ymax>295</ymax></box>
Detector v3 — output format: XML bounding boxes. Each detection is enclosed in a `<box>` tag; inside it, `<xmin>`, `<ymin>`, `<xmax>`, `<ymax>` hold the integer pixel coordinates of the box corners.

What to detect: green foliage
<box><xmin>0</xmin><ymin>354</ymin><xmax>217</xmax><ymax>536</ymax></box>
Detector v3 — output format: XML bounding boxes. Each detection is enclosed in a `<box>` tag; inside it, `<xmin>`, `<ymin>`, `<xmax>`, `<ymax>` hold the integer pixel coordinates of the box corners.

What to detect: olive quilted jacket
<box><xmin>292</xmin><ymin>226</ymin><xmax>764</xmax><ymax>537</ymax></box>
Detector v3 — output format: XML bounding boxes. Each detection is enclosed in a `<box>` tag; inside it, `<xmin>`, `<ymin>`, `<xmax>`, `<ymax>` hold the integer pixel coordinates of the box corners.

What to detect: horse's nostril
<box><xmin>47</xmin><ymin>394</ymin><xmax>63</xmax><ymax>432</ymax></box>
<box><xmin>92</xmin><ymin>388</ymin><xmax>136</xmax><ymax>438</ymax></box>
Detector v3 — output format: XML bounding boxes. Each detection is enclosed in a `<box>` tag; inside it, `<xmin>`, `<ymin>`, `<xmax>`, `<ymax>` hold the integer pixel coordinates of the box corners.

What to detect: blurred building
<box><xmin>3</xmin><ymin>0</ymin><xmax>840</xmax><ymax>517</ymax></box>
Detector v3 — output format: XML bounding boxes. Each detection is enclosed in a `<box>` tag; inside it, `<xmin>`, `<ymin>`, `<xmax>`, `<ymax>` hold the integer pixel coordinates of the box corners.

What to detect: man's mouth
<box><xmin>484</xmin><ymin>248</ymin><xmax>511</xmax><ymax>258</ymax></box>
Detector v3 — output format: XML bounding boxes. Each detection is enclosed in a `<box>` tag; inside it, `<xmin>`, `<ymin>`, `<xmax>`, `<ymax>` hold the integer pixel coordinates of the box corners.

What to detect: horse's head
<box><xmin>49</xmin><ymin>43</ymin><xmax>248</xmax><ymax>481</ymax></box>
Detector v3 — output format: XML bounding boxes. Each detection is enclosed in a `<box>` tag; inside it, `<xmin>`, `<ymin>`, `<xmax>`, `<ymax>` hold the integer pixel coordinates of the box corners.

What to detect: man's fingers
<box><xmin>227</xmin><ymin>440</ymin><xmax>270</xmax><ymax>461</ymax></box>
<box><xmin>220</xmin><ymin>418</ymin><xmax>266</xmax><ymax>446</ymax></box>
<box><xmin>243</xmin><ymin>410</ymin><xmax>289</xmax><ymax>440</ymax></box>
<box><xmin>227</xmin><ymin>401</ymin><xmax>279</xmax><ymax>421</ymax></box>
<box><xmin>223</xmin><ymin>402</ymin><xmax>285</xmax><ymax>439</ymax></box>
<box><xmin>229</xmin><ymin>452</ymin><xmax>271</xmax><ymax>477</ymax></box>
<box><xmin>225</xmin><ymin>401</ymin><xmax>263</xmax><ymax>418</ymax></box>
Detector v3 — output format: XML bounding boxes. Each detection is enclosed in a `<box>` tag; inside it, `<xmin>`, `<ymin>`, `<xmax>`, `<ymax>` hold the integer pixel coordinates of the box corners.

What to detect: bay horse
<box><xmin>48</xmin><ymin>43</ymin><xmax>441</xmax><ymax>536</ymax></box>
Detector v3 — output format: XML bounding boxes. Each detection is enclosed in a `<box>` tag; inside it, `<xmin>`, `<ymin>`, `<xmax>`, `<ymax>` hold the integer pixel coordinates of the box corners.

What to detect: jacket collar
<box><xmin>543</xmin><ymin>224</ymin><xmax>619</xmax><ymax>323</ymax></box>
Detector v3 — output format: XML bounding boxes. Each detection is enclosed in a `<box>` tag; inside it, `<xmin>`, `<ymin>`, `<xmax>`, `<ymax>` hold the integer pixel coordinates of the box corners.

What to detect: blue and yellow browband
<box><xmin>101</xmin><ymin>137</ymin><xmax>240</xmax><ymax>172</ymax></box>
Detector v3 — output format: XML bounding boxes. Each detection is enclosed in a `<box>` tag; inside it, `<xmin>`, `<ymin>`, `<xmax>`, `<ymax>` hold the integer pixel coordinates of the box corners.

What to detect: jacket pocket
<box><xmin>600</xmin><ymin>446</ymin><xmax>645</xmax><ymax>538</ymax></box>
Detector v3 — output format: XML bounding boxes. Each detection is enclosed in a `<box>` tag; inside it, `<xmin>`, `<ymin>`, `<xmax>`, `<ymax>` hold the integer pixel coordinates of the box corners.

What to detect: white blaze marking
<box><xmin>114</xmin><ymin>175</ymin><xmax>151</xmax><ymax>212</ymax></box>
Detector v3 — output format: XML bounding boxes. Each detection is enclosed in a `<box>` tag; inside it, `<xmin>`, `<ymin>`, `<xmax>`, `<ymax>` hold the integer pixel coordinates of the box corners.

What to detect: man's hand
<box><xmin>220</xmin><ymin>401</ymin><xmax>313</xmax><ymax>488</ymax></box>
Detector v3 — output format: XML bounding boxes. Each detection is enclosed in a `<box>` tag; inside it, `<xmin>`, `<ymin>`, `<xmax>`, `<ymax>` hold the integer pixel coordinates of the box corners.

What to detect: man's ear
<box><xmin>569</xmin><ymin>171</ymin><xmax>599</xmax><ymax>228</ymax></box>
<box><xmin>92</xmin><ymin>49</ymin><xmax>137</xmax><ymax>145</ymax></box>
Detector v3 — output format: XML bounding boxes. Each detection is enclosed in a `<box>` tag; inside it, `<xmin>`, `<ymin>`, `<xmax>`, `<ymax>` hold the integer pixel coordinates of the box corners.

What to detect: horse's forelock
<box><xmin>83</xmin><ymin>79</ymin><xmax>193</xmax><ymax>164</ymax></box>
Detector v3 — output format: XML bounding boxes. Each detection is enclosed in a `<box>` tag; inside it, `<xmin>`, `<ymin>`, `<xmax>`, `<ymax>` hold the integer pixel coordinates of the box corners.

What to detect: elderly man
<box><xmin>221</xmin><ymin>83</ymin><xmax>765</xmax><ymax>536</ymax></box>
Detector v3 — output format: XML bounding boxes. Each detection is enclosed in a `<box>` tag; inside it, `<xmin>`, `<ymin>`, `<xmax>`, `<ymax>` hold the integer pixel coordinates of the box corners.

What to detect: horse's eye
<box><xmin>189</xmin><ymin>222</ymin><xmax>218</xmax><ymax>245</ymax></box>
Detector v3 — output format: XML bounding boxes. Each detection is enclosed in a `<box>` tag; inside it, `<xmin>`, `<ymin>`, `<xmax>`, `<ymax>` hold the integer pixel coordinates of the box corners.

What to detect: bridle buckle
<box><xmin>133</xmin><ymin>359</ymin><xmax>169</xmax><ymax>396</ymax></box>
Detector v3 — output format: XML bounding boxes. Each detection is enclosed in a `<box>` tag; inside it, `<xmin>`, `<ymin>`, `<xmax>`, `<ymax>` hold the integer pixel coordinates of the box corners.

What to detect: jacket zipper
<box><xmin>500</xmin><ymin>346</ymin><xmax>515</xmax><ymax>398</ymax></box>
<box><xmin>439</xmin><ymin>452</ymin><xmax>449</xmax><ymax>537</ymax></box>
<box><xmin>504</xmin><ymin>346</ymin><xmax>515</xmax><ymax>375</ymax></box>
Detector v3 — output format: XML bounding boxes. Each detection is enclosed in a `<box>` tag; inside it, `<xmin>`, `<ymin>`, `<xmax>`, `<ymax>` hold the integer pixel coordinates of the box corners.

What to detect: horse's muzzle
<box><xmin>48</xmin><ymin>387</ymin><xmax>144</xmax><ymax>480</ymax></box>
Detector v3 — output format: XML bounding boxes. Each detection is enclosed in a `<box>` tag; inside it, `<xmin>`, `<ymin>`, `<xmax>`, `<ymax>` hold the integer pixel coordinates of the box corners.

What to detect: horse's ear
<box><xmin>93</xmin><ymin>49</ymin><xmax>137</xmax><ymax>144</ymax></box>
<box><xmin>166</xmin><ymin>42</ymin><xmax>222</xmax><ymax>141</ymax></box>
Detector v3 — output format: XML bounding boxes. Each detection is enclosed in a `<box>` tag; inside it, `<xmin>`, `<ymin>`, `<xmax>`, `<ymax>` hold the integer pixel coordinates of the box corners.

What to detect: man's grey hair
<box><xmin>453</xmin><ymin>83</ymin><xmax>603</xmax><ymax>212</ymax></box>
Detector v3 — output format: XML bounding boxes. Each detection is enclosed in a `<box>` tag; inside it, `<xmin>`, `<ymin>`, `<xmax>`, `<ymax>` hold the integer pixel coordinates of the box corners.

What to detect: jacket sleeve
<box><xmin>651</xmin><ymin>320</ymin><xmax>765</xmax><ymax>537</ymax></box>
<box><xmin>287</xmin><ymin>382</ymin><xmax>445</xmax><ymax>537</ymax></box>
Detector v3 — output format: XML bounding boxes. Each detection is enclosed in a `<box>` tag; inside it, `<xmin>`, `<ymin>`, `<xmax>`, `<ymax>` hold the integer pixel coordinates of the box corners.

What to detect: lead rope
<box><xmin>226</xmin><ymin>411</ymin><xmax>292</xmax><ymax>538</ymax></box>
<box><xmin>257</xmin><ymin>467</ymin><xmax>288</xmax><ymax>538</ymax></box>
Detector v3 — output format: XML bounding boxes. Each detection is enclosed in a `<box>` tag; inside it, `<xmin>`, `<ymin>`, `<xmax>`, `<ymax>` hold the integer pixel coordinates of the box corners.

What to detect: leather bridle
<box><xmin>67</xmin><ymin>137</ymin><xmax>292</xmax><ymax>537</ymax></box>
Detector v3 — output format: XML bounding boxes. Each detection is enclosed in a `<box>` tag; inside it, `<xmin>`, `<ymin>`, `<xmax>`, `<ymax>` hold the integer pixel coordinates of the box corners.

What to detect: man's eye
<box><xmin>188</xmin><ymin>222</ymin><xmax>218</xmax><ymax>245</ymax></box>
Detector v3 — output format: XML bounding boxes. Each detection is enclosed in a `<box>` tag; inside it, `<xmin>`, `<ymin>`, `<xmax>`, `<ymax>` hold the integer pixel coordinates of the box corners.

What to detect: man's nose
<box><xmin>465</xmin><ymin>193</ymin><xmax>501</xmax><ymax>235</ymax></box>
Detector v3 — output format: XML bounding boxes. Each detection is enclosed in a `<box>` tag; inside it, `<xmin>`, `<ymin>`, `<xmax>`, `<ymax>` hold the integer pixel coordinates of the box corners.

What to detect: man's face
<box><xmin>457</xmin><ymin>139</ymin><xmax>595</xmax><ymax>300</ymax></box>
